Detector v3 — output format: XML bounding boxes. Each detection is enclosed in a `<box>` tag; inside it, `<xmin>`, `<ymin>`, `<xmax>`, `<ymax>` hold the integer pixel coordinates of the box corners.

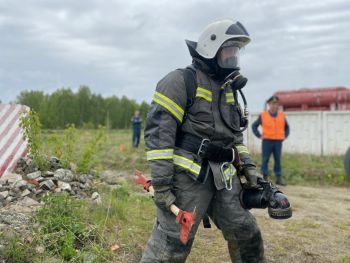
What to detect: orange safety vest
<box><xmin>261</xmin><ymin>111</ymin><xmax>286</xmax><ymax>140</ymax></box>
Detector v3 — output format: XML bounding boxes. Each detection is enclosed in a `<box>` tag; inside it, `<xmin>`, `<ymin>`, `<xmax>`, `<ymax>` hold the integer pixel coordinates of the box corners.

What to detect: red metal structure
<box><xmin>274</xmin><ymin>87</ymin><xmax>350</xmax><ymax>111</ymax></box>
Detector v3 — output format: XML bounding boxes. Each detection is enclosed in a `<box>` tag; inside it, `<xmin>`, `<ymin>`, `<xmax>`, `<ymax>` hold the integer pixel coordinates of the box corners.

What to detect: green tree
<box><xmin>44</xmin><ymin>88</ymin><xmax>78</xmax><ymax>129</ymax></box>
<box><xmin>105</xmin><ymin>96</ymin><xmax>120</xmax><ymax>129</ymax></box>
<box><xmin>90</xmin><ymin>94</ymin><xmax>106</xmax><ymax>128</ymax></box>
<box><xmin>139</xmin><ymin>101</ymin><xmax>150</xmax><ymax>128</ymax></box>
<box><xmin>119</xmin><ymin>96</ymin><xmax>137</xmax><ymax>129</ymax></box>
<box><xmin>77</xmin><ymin>86</ymin><xmax>92</xmax><ymax>126</ymax></box>
<box><xmin>16</xmin><ymin>86</ymin><xmax>149</xmax><ymax>130</ymax></box>
<box><xmin>17</xmin><ymin>90</ymin><xmax>45</xmax><ymax>112</ymax></box>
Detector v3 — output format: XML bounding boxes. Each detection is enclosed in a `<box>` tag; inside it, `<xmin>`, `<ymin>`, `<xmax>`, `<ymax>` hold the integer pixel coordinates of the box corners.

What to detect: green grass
<box><xmin>340</xmin><ymin>255</ymin><xmax>350</xmax><ymax>263</ymax></box>
<box><xmin>251</xmin><ymin>152</ymin><xmax>348</xmax><ymax>186</ymax></box>
<box><xmin>2</xmin><ymin>129</ymin><xmax>348</xmax><ymax>262</ymax></box>
<box><xmin>3</xmin><ymin>183</ymin><xmax>155</xmax><ymax>262</ymax></box>
<box><xmin>42</xmin><ymin>129</ymin><xmax>149</xmax><ymax>174</ymax></box>
<box><xmin>41</xmin><ymin>129</ymin><xmax>348</xmax><ymax>186</ymax></box>
<box><xmin>0</xmin><ymin>234</ymin><xmax>35</xmax><ymax>263</ymax></box>
<box><xmin>34</xmin><ymin>192</ymin><xmax>105</xmax><ymax>261</ymax></box>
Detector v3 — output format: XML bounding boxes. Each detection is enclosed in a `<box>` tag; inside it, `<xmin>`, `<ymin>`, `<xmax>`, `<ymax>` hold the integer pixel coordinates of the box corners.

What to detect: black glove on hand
<box><xmin>242</xmin><ymin>166</ymin><xmax>262</xmax><ymax>189</ymax></box>
<box><xmin>202</xmin><ymin>143</ymin><xmax>234</xmax><ymax>163</ymax></box>
<box><xmin>228</xmin><ymin>71</ymin><xmax>248</xmax><ymax>91</ymax></box>
<box><xmin>152</xmin><ymin>185</ymin><xmax>176</xmax><ymax>211</ymax></box>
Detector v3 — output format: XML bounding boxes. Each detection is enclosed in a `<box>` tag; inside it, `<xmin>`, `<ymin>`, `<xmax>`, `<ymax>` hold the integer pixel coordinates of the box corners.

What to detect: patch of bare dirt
<box><xmin>187</xmin><ymin>185</ymin><xmax>350</xmax><ymax>263</ymax></box>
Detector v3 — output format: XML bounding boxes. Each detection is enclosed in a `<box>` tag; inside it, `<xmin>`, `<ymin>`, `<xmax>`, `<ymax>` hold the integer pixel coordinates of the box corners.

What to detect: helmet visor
<box><xmin>217</xmin><ymin>42</ymin><xmax>240</xmax><ymax>69</ymax></box>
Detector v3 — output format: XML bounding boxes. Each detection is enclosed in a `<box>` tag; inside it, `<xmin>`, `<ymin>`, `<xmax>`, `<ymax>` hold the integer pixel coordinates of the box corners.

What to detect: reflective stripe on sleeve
<box><xmin>153</xmin><ymin>91</ymin><xmax>184</xmax><ymax>122</ymax></box>
<box><xmin>173</xmin><ymin>154</ymin><xmax>201</xmax><ymax>175</ymax></box>
<box><xmin>196</xmin><ymin>87</ymin><xmax>212</xmax><ymax>102</ymax></box>
<box><xmin>236</xmin><ymin>145</ymin><xmax>250</xmax><ymax>154</ymax></box>
<box><xmin>146</xmin><ymin>149</ymin><xmax>174</xmax><ymax>161</ymax></box>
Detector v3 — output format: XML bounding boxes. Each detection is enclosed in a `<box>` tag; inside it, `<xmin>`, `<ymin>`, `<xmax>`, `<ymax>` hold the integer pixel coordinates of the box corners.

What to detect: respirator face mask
<box><xmin>217</xmin><ymin>41</ymin><xmax>240</xmax><ymax>69</ymax></box>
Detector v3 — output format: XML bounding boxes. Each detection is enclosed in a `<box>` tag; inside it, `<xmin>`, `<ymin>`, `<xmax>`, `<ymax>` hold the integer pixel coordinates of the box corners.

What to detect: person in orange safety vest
<box><xmin>252</xmin><ymin>95</ymin><xmax>290</xmax><ymax>186</ymax></box>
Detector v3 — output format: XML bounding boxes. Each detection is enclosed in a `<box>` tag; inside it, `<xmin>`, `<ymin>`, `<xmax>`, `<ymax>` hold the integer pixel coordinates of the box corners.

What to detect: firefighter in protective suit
<box><xmin>141</xmin><ymin>19</ymin><xmax>265</xmax><ymax>263</ymax></box>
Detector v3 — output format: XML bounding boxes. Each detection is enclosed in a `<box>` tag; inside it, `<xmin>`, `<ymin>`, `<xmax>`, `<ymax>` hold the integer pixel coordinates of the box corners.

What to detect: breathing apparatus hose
<box><xmin>218</xmin><ymin>73</ymin><xmax>249</xmax><ymax>133</ymax></box>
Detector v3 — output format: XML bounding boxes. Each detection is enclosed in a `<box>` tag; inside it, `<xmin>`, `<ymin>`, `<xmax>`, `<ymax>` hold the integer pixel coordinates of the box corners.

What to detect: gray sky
<box><xmin>1</xmin><ymin>0</ymin><xmax>349</xmax><ymax>111</ymax></box>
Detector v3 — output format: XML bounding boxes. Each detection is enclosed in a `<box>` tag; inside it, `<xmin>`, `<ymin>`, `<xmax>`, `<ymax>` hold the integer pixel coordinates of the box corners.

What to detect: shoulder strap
<box><xmin>178</xmin><ymin>65</ymin><xmax>197</xmax><ymax>110</ymax></box>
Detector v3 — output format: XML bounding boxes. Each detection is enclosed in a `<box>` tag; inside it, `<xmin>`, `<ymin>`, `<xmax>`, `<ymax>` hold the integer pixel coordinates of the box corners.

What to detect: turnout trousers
<box><xmin>140</xmin><ymin>167</ymin><xmax>265</xmax><ymax>263</ymax></box>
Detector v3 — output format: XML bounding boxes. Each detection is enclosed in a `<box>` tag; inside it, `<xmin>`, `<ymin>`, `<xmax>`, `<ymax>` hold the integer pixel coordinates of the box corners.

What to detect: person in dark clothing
<box><xmin>131</xmin><ymin>110</ymin><xmax>142</xmax><ymax>148</ymax></box>
<box><xmin>141</xmin><ymin>19</ymin><xmax>266</xmax><ymax>263</ymax></box>
<box><xmin>252</xmin><ymin>96</ymin><xmax>290</xmax><ymax>186</ymax></box>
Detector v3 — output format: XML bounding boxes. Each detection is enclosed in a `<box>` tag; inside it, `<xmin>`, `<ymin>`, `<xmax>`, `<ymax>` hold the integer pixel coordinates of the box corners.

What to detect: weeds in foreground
<box><xmin>15</xmin><ymin>182</ymin><xmax>154</xmax><ymax>262</ymax></box>
<box><xmin>19</xmin><ymin>109</ymin><xmax>47</xmax><ymax>170</ymax></box>
<box><xmin>0</xmin><ymin>234</ymin><xmax>34</xmax><ymax>263</ymax></box>
<box><xmin>77</xmin><ymin>126</ymin><xmax>106</xmax><ymax>174</ymax></box>
<box><xmin>340</xmin><ymin>254</ymin><xmax>350</xmax><ymax>263</ymax></box>
<box><xmin>47</xmin><ymin>124</ymin><xmax>78</xmax><ymax>169</ymax></box>
<box><xmin>33</xmin><ymin>192</ymin><xmax>112</xmax><ymax>262</ymax></box>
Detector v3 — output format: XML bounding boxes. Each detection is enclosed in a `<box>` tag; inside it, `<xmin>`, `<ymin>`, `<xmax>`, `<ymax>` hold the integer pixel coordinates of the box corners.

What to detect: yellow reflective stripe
<box><xmin>174</xmin><ymin>162</ymin><xmax>200</xmax><ymax>175</ymax></box>
<box><xmin>236</xmin><ymin>145</ymin><xmax>248</xmax><ymax>149</ymax></box>
<box><xmin>173</xmin><ymin>155</ymin><xmax>201</xmax><ymax>169</ymax></box>
<box><xmin>173</xmin><ymin>154</ymin><xmax>201</xmax><ymax>175</ymax></box>
<box><xmin>147</xmin><ymin>149</ymin><xmax>174</xmax><ymax>161</ymax></box>
<box><xmin>153</xmin><ymin>92</ymin><xmax>184</xmax><ymax>122</ymax></box>
<box><xmin>197</xmin><ymin>87</ymin><xmax>212</xmax><ymax>95</ymax></box>
<box><xmin>154</xmin><ymin>92</ymin><xmax>184</xmax><ymax>114</ymax></box>
<box><xmin>147</xmin><ymin>149</ymin><xmax>174</xmax><ymax>154</ymax></box>
<box><xmin>224</xmin><ymin>167</ymin><xmax>231</xmax><ymax>175</ymax></box>
<box><xmin>236</xmin><ymin>145</ymin><xmax>249</xmax><ymax>154</ymax></box>
<box><xmin>224</xmin><ymin>166</ymin><xmax>236</xmax><ymax>175</ymax></box>
<box><xmin>224</xmin><ymin>165</ymin><xmax>237</xmax><ymax>181</ymax></box>
<box><xmin>226</xmin><ymin>92</ymin><xmax>235</xmax><ymax>103</ymax></box>
<box><xmin>196</xmin><ymin>93</ymin><xmax>212</xmax><ymax>102</ymax></box>
<box><xmin>196</xmin><ymin>87</ymin><xmax>212</xmax><ymax>102</ymax></box>
<box><xmin>153</xmin><ymin>98</ymin><xmax>183</xmax><ymax>122</ymax></box>
<box><xmin>147</xmin><ymin>156</ymin><xmax>173</xmax><ymax>161</ymax></box>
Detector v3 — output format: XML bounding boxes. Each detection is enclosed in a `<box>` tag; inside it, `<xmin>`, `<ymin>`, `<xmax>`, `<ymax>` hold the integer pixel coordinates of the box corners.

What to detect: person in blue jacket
<box><xmin>131</xmin><ymin>110</ymin><xmax>142</xmax><ymax>148</ymax></box>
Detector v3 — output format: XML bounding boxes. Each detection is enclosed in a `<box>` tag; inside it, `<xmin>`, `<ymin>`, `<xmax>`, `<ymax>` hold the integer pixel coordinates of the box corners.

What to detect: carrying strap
<box><xmin>178</xmin><ymin>65</ymin><xmax>197</xmax><ymax>112</ymax></box>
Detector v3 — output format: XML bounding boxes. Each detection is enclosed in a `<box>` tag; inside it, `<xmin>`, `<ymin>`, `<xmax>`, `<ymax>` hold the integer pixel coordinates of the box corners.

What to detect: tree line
<box><xmin>17</xmin><ymin>86</ymin><xmax>150</xmax><ymax>129</ymax></box>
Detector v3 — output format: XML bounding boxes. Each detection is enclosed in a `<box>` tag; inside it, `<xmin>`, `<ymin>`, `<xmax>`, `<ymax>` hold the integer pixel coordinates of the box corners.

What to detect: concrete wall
<box><xmin>244</xmin><ymin>111</ymin><xmax>350</xmax><ymax>156</ymax></box>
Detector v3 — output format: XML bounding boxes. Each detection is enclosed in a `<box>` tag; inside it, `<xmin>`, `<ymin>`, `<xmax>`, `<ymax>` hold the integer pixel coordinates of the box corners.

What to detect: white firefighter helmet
<box><xmin>186</xmin><ymin>19</ymin><xmax>250</xmax><ymax>59</ymax></box>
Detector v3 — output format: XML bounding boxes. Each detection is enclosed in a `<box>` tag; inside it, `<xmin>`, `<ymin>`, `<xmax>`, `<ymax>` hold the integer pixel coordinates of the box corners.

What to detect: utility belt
<box><xmin>175</xmin><ymin>132</ymin><xmax>209</xmax><ymax>157</ymax></box>
<box><xmin>175</xmin><ymin>132</ymin><xmax>233</xmax><ymax>156</ymax></box>
<box><xmin>175</xmin><ymin>132</ymin><xmax>237</xmax><ymax>190</ymax></box>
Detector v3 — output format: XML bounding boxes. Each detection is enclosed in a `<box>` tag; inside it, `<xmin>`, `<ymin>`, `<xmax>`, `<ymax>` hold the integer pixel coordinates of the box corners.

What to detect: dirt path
<box><xmin>187</xmin><ymin>185</ymin><xmax>350</xmax><ymax>263</ymax></box>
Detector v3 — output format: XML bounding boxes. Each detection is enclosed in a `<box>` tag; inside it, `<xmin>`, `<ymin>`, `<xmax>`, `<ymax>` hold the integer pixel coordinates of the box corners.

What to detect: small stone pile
<box><xmin>0</xmin><ymin>156</ymin><xmax>97</xmax><ymax>207</ymax></box>
<box><xmin>0</xmin><ymin>156</ymin><xmax>104</xmax><ymax>259</ymax></box>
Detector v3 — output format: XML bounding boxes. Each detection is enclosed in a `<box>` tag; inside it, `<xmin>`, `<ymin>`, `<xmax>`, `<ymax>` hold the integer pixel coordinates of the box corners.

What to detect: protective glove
<box><xmin>242</xmin><ymin>166</ymin><xmax>262</xmax><ymax>189</ymax></box>
<box><xmin>152</xmin><ymin>185</ymin><xmax>176</xmax><ymax>211</ymax></box>
<box><xmin>202</xmin><ymin>142</ymin><xmax>235</xmax><ymax>163</ymax></box>
<box><xmin>227</xmin><ymin>71</ymin><xmax>248</xmax><ymax>91</ymax></box>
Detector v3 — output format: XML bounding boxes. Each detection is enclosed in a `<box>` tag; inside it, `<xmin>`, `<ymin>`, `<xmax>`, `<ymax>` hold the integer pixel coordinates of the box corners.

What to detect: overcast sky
<box><xmin>1</xmin><ymin>0</ymin><xmax>349</xmax><ymax>111</ymax></box>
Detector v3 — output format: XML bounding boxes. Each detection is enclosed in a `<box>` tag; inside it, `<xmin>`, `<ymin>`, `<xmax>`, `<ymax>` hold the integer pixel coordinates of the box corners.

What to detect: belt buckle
<box><xmin>197</xmin><ymin>138</ymin><xmax>210</xmax><ymax>157</ymax></box>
